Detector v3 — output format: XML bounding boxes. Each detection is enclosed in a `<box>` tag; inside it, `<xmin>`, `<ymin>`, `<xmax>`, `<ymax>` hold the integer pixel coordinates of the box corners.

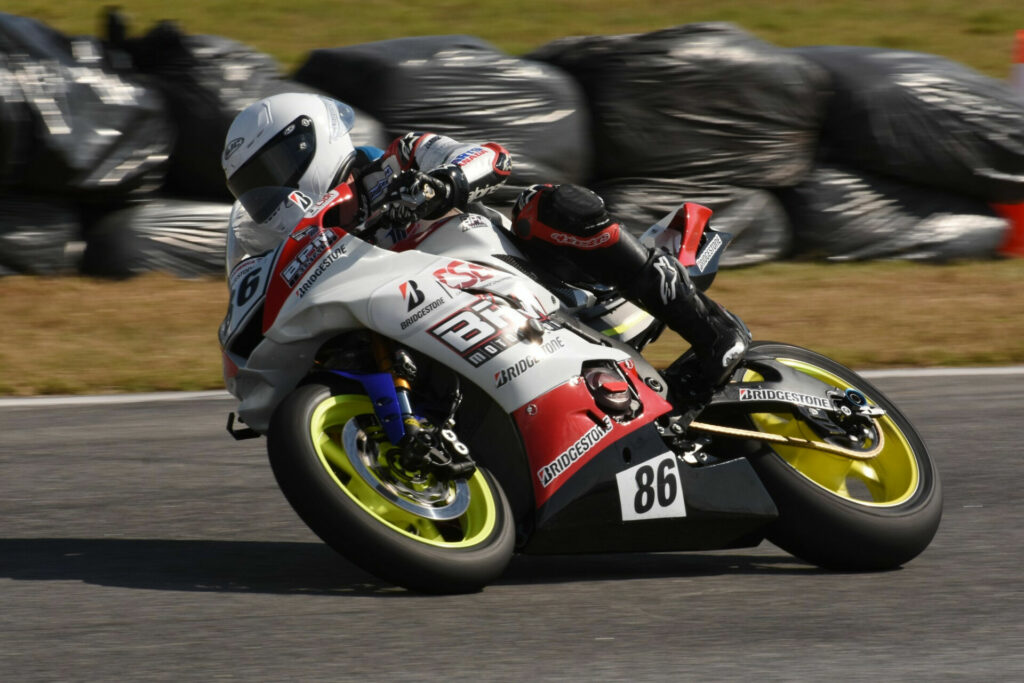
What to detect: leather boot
<box><xmin>622</xmin><ymin>250</ymin><xmax>750</xmax><ymax>391</ymax></box>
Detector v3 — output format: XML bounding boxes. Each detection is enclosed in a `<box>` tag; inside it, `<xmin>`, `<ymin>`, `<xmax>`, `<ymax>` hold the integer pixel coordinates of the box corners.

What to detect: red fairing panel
<box><xmin>262</xmin><ymin>185</ymin><xmax>359</xmax><ymax>331</ymax></box>
<box><xmin>674</xmin><ymin>202</ymin><xmax>712</xmax><ymax>267</ymax></box>
<box><xmin>512</xmin><ymin>361</ymin><xmax>674</xmax><ymax>507</ymax></box>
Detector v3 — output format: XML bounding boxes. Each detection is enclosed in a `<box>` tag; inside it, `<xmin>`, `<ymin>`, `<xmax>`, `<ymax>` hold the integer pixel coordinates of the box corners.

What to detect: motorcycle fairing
<box><xmin>522</xmin><ymin>420</ymin><xmax>777</xmax><ymax>554</ymax></box>
<box><xmin>221</xmin><ymin>250</ymin><xmax>274</xmax><ymax>352</ymax></box>
<box><xmin>365</xmin><ymin>258</ymin><xmax>632</xmax><ymax>414</ymax></box>
<box><xmin>512</xmin><ymin>360</ymin><xmax>673</xmax><ymax>508</ymax></box>
<box><xmin>226</xmin><ymin>231</ymin><xmax>632</xmax><ymax>431</ymax></box>
<box><xmin>263</xmin><ymin>225</ymin><xmax>353</xmax><ymax>333</ymax></box>
<box><xmin>221</xmin><ymin>250</ymin><xmax>279</xmax><ymax>398</ymax></box>
<box><xmin>640</xmin><ymin>201</ymin><xmax>732</xmax><ymax>290</ymax></box>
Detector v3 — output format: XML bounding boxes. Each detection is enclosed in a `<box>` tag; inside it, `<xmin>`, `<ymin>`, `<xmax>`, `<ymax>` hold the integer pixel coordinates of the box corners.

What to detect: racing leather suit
<box><xmin>229</xmin><ymin>131</ymin><xmax>510</xmax><ymax>256</ymax></box>
<box><xmin>509</xmin><ymin>183</ymin><xmax>749</xmax><ymax>391</ymax></box>
<box><xmin>233</xmin><ymin>131</ymin><xmax>747</xmax><ymax>390</ymax></box>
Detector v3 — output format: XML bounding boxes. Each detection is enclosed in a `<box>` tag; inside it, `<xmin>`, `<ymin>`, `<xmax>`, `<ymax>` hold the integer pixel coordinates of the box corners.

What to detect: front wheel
<box><xmin>267</xmin><ymin>381</ymin><xmax>515</xmax><ymax>593</ymax></box>
<box><xmin>739</xmin><ymin>342</ymin><xmax>942</xmax><ymax>570</ymax></box>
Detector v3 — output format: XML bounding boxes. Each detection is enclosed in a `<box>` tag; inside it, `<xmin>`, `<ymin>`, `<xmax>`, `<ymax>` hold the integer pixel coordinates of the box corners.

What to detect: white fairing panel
<box><xmin>366</xmin><ymin>258</ymin><xmax>629</xmax><ymax>412</ymax></box>
<box><xmin>224</xmin><ymin>207</ymin><xmax>631</xmax><ymax>431</ymax></box>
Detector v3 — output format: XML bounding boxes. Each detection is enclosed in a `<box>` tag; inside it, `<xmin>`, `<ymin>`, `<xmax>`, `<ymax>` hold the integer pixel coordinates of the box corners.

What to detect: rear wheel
<box><xmin>267</xmin><ymin>381</ymin><xmax>515</xmax><ymax>593</ymax></box>
<box><xmin>740</xmin><ymin>342</ymin><xmax>942</xmax><ymax>570</ymax></box>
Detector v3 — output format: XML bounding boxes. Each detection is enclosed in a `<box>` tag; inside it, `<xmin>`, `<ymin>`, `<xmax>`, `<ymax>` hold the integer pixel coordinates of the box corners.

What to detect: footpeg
<box><xmin>226</xmin><ymin>413</ymin><xmax>261</xmax><ymax>440</ymax></box>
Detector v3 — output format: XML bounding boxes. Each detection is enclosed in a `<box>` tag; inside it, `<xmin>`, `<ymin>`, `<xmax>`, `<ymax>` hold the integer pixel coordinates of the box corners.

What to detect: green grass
<box><xmin>6</xmin><ymin>0</ymin><xmax>1024</xmax><ymax>77</ymax></box>
<box><xmin>2</xmin><ymin>2</ymin><xmax>1024</xmax><ymax>395</ymax></box>
<box><xmin>1</xmin><ymin>261</ymin><xmax>1022</xmax><ymax>396</ymax></box>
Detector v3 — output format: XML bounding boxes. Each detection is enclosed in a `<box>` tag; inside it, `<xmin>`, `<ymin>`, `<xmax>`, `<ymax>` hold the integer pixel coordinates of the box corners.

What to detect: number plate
<box><xmin>616</xmin><ymin>452</ymin><xmax>687</xmax><ymax>521</ymax></box>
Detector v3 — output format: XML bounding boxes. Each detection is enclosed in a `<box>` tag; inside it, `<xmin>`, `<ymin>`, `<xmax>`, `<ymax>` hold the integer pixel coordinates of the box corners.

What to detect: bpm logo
<box><xmin>281</xmin><ymin>230</ymin><xmax>339</xmax><ymax>287</ymax></box>
<box><xmin>429</xmin><ymin>296</ymin><xmax>560</xmax><ymax>368</ymax></box>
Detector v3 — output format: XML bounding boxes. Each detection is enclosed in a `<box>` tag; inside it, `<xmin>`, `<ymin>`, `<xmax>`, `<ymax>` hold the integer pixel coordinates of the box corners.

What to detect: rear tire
<box><xmin>267</xmin><ymin>381</ymin><xmax>515</xmax><ymax>593</ymax></box>
<box><xmin>740</xmin><ymin>342</ymin><xmax>942</xmax><ymax>570</ymax></box>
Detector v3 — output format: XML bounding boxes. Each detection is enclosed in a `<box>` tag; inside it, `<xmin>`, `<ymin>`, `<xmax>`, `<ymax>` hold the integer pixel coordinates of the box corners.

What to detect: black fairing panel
<box><xmin>522</xmin><ymin>424</ymin><xmax>777</xmax><ymax>555</ymax></box>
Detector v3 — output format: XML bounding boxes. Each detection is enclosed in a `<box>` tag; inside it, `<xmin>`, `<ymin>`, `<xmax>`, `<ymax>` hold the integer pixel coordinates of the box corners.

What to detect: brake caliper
<box><xmin>799</xmin><ymin>388</ymin><xmax>886</xmax><ymax>447</ymax></box>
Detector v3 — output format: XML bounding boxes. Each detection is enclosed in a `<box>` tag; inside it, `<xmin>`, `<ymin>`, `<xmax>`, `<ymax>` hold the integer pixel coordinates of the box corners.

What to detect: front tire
<box><xmin>267</xmin><ymin>381</ymin><xmax>515</xmax><ymax>593</ymax></box>
<box><xmin>740</xmin><ymin>342</ymin><xmax>942</xmax><ymax>570</ymax></box>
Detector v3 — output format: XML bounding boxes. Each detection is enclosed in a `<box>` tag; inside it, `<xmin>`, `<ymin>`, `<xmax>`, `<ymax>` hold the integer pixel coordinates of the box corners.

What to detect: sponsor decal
<box><xmin>419</xmin><ymin>135</ymin><xmax>440</xmax><ymax>153</ymax></box>
<box><xmin>433</xmin><ymin>260</ymin><xmax>495</xmax><ymax>290</ymax></box>
<box><xmin>429</xmin><ymin>296</ymin><xmax>560</xmax><ymax>368</ymax></box>
<box><xmin>696</xmin><ymin>233</ymin><xmax>722</xmax><ymax>273</ymax></box>
<box><xmin>228</xmin><ymin>256</ymin><xmax>262</xmax><ymax>288</ymax></box>
<box><xmin>281</xmin><ymin>230</ymin><xmax>340</xmax><ymax>287</ymax></box>
<box><xmin>459</xmin><ymin>214</ymin><xmax>492</xmax><ymax>232</ymax></box>
<box><xmin>738</xmin><ymin>387</ymin><xmax>832</xmax><ymax>411</ymax></box>
<box><xmin>366</xmin><ymin>166</ymin><xmax>395</xmax><ymax>202</ymax></box>
<box><xmin>305</xmin><ymin>189</ymin><xmax>341</xmax><ymax>217</ymax></box>
<box><xmin>290</xmin><ymin>224</ymin><xmax>325</xmax><ymax>242</ymax></box>
<box><xmin>550</xmin><ymin>231</ymin><xmax>613</xmax><ymax>250</ymax></box>
<box><xmin>401</xmin><ymin>297</ymin><xmax>445</xmax><ymax>330</ymax></box>
<box><xmin>288</xmin><ymin>190</ymin><xmax>313</xmax><ymax>212</ymax></box>
<box><xmin>296</xmin><ymin>244</ymin><xmax>348</xmax><ymax>298</ymax></box>
<box><xmin>400</xmin><ymin>280</ymin><xmax>426</xmax><ymax>310</ymax></box>
<box><xmin>537</xmin><ymin>416</ymin><xmax>614</xmax><ymax>488</ymax></box>
<box><xmin>223</xmin><ymin>137</ymin><xmax>244</xmax><ymax>161</ymax></box>
<box><xmin>451</xmin><ymin>148</ymin><xmax>486</xmax><ymax>167</ymax></box>
<box><xmin>494</xmin><ymin>337</ymin><xmax>565</xmax><ymax>387</ymax></box>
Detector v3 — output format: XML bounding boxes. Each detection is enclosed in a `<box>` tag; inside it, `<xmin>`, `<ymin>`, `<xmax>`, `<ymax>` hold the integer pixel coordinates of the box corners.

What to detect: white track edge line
<box><xmin>1</xmin><ymin>366</ymin><xmax>1022</xmax><ymax>408</ymax></box>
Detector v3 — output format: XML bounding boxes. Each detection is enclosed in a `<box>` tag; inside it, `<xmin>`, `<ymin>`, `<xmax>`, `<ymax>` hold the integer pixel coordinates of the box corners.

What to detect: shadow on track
<box><xmin>501</xmin><ymin>550</ymin><xmax>823</xmax><ymax>586</ymax></box>
<box><xmin>0</xmin><ymin>537</ymin><xmax>823</xmax><ymax>595</ymax></box>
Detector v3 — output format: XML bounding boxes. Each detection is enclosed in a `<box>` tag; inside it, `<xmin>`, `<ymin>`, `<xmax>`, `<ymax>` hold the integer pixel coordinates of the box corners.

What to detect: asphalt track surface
<box><xmin>2</xmin><ymin>370</ymin><xmax>1022</xmax><ymax>681</ymax></box>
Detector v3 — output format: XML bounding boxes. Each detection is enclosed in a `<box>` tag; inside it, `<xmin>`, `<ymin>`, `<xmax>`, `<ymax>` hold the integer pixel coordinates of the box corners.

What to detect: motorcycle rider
<box><xmin>221</xmin><ymin>93</ymin><xmax>749</xmax><ymax>392</ymax></box>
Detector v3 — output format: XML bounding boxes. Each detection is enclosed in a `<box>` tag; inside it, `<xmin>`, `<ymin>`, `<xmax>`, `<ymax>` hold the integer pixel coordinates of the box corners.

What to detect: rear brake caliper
<box><xmin>800</xmin><ymin>388</ymin><xmax>886</xmax><ymax>447</ymax></box>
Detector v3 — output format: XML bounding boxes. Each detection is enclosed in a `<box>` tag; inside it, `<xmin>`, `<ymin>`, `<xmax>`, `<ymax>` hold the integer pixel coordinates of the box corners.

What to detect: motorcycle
<box><xmin>219</xmin><ymin>179</ymin><xmax>942</xmax><ymax>593</ymax></box>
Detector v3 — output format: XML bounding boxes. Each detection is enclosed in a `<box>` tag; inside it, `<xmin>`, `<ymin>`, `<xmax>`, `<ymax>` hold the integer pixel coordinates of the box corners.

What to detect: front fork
<box><xmin>330</xmin><ymin>333</ymin><xmax>475</xmax><ymax>479</ymax></box>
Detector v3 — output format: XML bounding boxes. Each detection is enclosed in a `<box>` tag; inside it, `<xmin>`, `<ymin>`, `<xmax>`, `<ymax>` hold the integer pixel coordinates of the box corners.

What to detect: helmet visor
<box><xmin>226</xmin><ymin>115</ymin><xmax>317</xmax><ymax>223</ymax></box>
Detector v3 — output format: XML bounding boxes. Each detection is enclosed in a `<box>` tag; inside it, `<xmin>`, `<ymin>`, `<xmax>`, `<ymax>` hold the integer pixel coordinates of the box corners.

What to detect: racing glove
<box><xmin>377</xmin><ymin>168</ymin><xmax>460</xmax><ymax>228</ymax></box>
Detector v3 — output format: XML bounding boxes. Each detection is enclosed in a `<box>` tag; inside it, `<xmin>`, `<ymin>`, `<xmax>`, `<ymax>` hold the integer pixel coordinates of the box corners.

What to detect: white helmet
<box><xmin>222</xmin><ymin>93</ymin><xmax>357</xmax><ymax>239</ymax></box>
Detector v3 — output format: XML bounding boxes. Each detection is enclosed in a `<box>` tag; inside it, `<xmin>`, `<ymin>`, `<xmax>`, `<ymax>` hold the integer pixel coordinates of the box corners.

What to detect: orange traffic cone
<box><xmin>995</xmin><ymin>30</ymin><xmax>1024</xmax><ymax>257</ymax></box>
<box><xmin>1013</xmin><ymin>29</ymin><xmax>1024</xmax><ymax>92</ymax></box>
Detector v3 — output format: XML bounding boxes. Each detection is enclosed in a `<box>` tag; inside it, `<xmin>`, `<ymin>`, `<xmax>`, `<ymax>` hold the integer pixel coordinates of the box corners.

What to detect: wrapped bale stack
<box><xmin>528</xmin><ymin>23</ymin><xmax>829</xmax><ymax>265</ymax></box>
<box><xmin>294</xmin><ymin>35</ymin><xmax>593</xmax><ymax>208</ymax></box>
<box><xmin>779</xmin><ymin>46</ymin><xmax>1024</xmax><ymax>261</ymax></box>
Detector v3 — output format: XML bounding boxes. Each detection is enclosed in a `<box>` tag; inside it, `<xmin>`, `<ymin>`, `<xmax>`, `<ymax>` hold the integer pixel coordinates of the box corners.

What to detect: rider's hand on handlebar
<box><xmin>374</xmin><ymin>169</ymin><xmax>454</xmax><ymax>230</ymax></box>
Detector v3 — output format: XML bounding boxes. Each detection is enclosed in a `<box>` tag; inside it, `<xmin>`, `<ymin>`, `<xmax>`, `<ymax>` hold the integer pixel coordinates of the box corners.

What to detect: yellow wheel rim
<box><xmin>746</xmin><ymin>360</ymin><xmax>920</xmax><ymax>507</ymax></box>
<box><xmin>310</xmin><ymin>395</ymin><xmax>498</xmax><ymax>547</ymax></box>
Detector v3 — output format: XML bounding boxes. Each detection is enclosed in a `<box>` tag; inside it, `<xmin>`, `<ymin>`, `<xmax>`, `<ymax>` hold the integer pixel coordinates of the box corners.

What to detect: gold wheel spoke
<box><xmin>744</xmin><ymin>359</ymin><xmax>920</xmax><ymax>506</ymax></box>
<box><xmin>849</xmin><ymin>460</ymin><xmax>887</xmax><ymax>501</ymax></box>
<box><xmin>318</xmin><ymin>435</ymin><xmax>356</xmax><ymax>477</ymax></box>
<box><xmin>310</xmin><ymin>396</ymin><xmax>496</xmax><ymax>548</ymax></box>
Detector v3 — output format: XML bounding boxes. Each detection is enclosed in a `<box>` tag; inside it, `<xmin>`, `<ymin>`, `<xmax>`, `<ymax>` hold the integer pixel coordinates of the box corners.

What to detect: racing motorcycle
<box><xmin>219</xmin><ymin>180</ymin><xmax>942</xmax><ymax>593</ymax></box>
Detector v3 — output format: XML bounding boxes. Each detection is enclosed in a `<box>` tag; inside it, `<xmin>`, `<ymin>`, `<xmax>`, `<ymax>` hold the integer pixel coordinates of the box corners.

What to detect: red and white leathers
<box><xmin>354</xmin><ymin>132</ymin><xmax>511</xmax><ymax>250</ymax></box>
<box><xmin>509</xmin><ymin>183</ymin><xmax>750</xmax><ymax>392</ymax></box>
<box><xmin>228</xmin><ymin>131</ymin><xmax>510</xmax><ymax>256</ymax></box>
